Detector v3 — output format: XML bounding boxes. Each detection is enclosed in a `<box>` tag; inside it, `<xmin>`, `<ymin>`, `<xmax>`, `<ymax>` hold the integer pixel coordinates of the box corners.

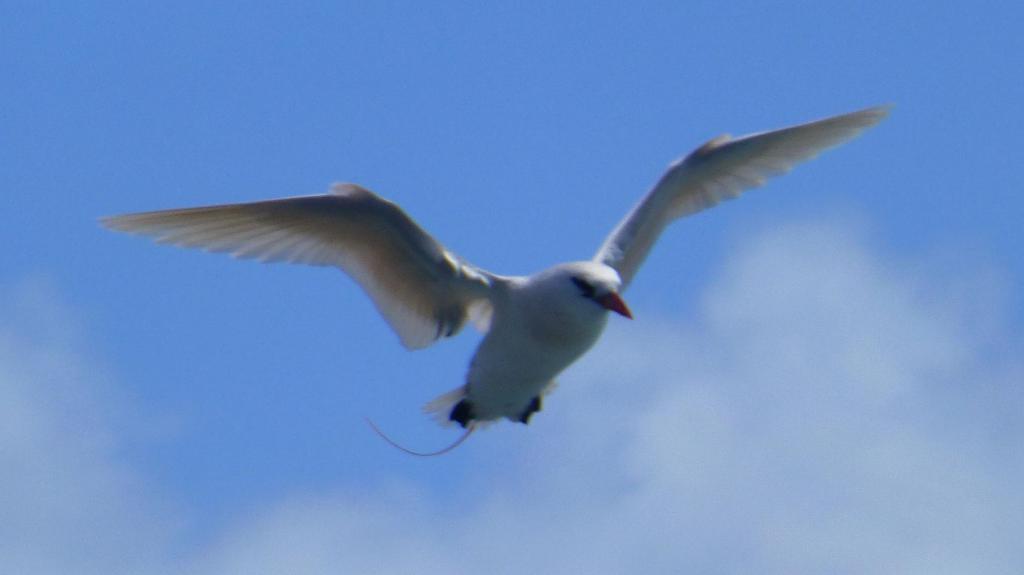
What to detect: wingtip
<box><xmin>98</xmin><ymin>212</ymin><xmax>156</xmax><ymax>234</ymax></box>
<box><xmin>807</xmin><ymin>104</ymin><xmax>891</xmax><ymax>142</ymax></box>
<box><xmin>848</xmin><ymin>104</ymin><xmax>893</xmax><ymax>125</ymax></box>
<box><xmin>98</xmin><ymin>213</ymin><xmax>129</xmax><ymax>231</ymax></box>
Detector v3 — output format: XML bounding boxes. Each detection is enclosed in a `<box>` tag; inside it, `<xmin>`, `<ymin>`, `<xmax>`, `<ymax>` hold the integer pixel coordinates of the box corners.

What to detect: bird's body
<box><xmin>440</xmin><ymin>262</ymin><xmax>621</xmax><ymax>426</ymax></box>
<box><xmin>102</xmin><ymin>106</ymin><xmax>888</xmax><ymax>433</ymax></box>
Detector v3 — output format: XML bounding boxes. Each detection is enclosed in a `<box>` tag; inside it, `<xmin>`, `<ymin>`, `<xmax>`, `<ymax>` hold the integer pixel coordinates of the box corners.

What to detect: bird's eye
<box><xmin>571</xmin><ymin>277</ymin><xmax>596</xmax><ymax>298</ymax></box>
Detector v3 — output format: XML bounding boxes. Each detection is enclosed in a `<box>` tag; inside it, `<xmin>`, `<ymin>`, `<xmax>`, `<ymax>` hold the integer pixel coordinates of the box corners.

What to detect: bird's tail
<box><xmin>423</xmin><ymin>385</ymin><xmax>467</xmax><ymax>427</ymax></box>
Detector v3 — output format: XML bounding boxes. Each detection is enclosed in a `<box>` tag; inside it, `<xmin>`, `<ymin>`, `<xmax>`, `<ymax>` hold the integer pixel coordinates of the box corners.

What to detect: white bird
<box><xmin>102</xmin><ymin>106</ymin><xmax>888</xmax><ymax>453</ymax></box>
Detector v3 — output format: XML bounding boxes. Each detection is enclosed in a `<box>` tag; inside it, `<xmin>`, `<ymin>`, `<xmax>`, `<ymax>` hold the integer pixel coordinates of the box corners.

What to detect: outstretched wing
<box><xmin>102</xmin><ymin>183</ymin><xmax>494</xmax><ymax>349</ymax></box>
<box><xmin>594</xmin><ymin>106</ymin><xmax>890</xmax><ymax>289</ymax></box>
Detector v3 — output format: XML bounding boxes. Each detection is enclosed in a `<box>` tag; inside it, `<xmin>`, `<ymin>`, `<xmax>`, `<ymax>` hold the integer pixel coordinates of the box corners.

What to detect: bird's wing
<box><xmin>594</xmin><ymin>106</ymin><xmax>889</xmax><ymax>289</ymax></box>
<box><xmin>102</xmin><ymin>183</ymin><xmax>494</xmax><ymax>349</ymax></box>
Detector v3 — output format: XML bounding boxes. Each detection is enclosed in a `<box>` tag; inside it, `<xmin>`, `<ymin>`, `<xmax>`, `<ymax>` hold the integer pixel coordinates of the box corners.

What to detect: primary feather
<box><xmin>594</xmin><ymin>106</ymin><xmax>890</xmax><ymax>289</ymax></box>
<box><xmin>102</xmin><ymin>183</ymin><xmax>493</xmax><ymax>349</ymax></box>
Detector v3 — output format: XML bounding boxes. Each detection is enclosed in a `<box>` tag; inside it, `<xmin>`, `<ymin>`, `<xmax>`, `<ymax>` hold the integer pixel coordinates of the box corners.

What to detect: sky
<box><xmin>2</xmin><ymin>2</ymin><xmax>1023</xmax><ymax>573</ymax></box>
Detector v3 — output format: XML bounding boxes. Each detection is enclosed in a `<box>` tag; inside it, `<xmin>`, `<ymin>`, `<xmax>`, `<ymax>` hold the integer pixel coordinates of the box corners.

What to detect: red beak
<box><xmin>597</xmin><ymin>292</ymin><xmax>633</xmax><ymax>319</ymax></box>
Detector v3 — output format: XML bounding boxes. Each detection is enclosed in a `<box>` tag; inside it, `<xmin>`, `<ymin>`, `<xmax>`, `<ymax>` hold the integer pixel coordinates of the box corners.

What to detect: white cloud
<box><xmin>0</xmin><ymin>279</ymin><xmax>177</xmax><ymax>575</ymax></box>
<box><xmin>3</xmin><ymin>220</ymin><xmax>1022</xmax><ymax>574</ymax></box>
<box><xmin>189</xmin><ymin>220</ymin><xmax>1024</xmax><ymax>574</ymax></box>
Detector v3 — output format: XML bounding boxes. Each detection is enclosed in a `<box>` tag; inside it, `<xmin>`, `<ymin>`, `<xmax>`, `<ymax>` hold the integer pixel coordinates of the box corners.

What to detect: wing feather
<box><xmin>102</xmin><ymin>183</ymin><xmax>493</xmax><ymax>349</ymax></box>
<box><xmin>595</xmin><ymin>106</ymin><xmax>890</xmax><ymax>289</ymax></box>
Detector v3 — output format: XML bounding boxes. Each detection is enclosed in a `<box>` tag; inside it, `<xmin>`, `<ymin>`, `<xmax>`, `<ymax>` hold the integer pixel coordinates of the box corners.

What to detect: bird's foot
<box><xmin>517</xmin><ymin>396</ymin><xmax>542</xmax><ymax>424</ymax></box>
<box><xmin>449</xmin><ymin>399</ymin><xmax>475</xmax><ymax>428</ymax></box>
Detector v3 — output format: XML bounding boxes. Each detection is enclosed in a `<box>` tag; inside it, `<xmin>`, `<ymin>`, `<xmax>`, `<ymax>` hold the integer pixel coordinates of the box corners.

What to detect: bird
<box><xmin>102</xmin><ymin>106</ymin><xmax>888</xmax><ymax>454</ymax></box>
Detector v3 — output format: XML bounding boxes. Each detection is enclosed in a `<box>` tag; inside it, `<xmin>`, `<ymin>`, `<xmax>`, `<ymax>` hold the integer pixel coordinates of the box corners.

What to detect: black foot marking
<box><xmin>518</xmin><ymin>396</ymin><xmax>542</xmax><ymax>424</ymax></box>
<box><xmin>449</xmin><ymin>399</ymin><xmax>475</xmax><ymax>428</ymax></box>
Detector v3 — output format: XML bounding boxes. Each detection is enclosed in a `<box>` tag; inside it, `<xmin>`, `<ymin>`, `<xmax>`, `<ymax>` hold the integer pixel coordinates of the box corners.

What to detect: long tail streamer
<box><xmin>365</xmin><ymin>417</ymin><xmax>475</xmax><ymax>457</ymax></box>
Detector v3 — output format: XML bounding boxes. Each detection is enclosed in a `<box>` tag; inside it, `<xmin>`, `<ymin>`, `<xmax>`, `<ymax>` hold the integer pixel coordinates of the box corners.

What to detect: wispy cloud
<box><xmin>3</xmin><ymin>220</ymin><xmax>1021</xmax><ymax>574</ymax></box>
<box><xmin>0</xmin><ymin>279</ymin><xmax>177</xmax><ymax>575</ymax></box>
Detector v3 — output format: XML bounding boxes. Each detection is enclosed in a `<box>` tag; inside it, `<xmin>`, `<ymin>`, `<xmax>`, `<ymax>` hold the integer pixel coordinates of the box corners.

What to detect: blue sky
<box><xmin>3</xmin><ymin>2</ymin><xmax>1023</xmax><ymax>573</ymax></box>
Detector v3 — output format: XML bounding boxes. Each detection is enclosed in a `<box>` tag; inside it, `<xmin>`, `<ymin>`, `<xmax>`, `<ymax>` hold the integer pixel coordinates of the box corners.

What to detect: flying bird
<box><xmin>103</xmin><ymin>106</ymin><xmax>888</xmax><ymax>453</ymax></box>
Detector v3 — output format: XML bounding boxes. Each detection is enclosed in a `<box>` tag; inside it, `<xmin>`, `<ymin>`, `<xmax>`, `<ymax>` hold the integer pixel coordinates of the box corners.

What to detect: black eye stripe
<box><xmin>571</xmin><ymin>277</ymin><xmax>596</xmax><ymax>298</ymax></box>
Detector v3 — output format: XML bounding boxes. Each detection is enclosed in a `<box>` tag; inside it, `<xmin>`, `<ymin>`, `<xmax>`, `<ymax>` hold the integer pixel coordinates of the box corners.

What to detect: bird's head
<box><xmin>551</xmin><ymin>262</ymin><xmax>632</xmax><ymax>319</ymax></box>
